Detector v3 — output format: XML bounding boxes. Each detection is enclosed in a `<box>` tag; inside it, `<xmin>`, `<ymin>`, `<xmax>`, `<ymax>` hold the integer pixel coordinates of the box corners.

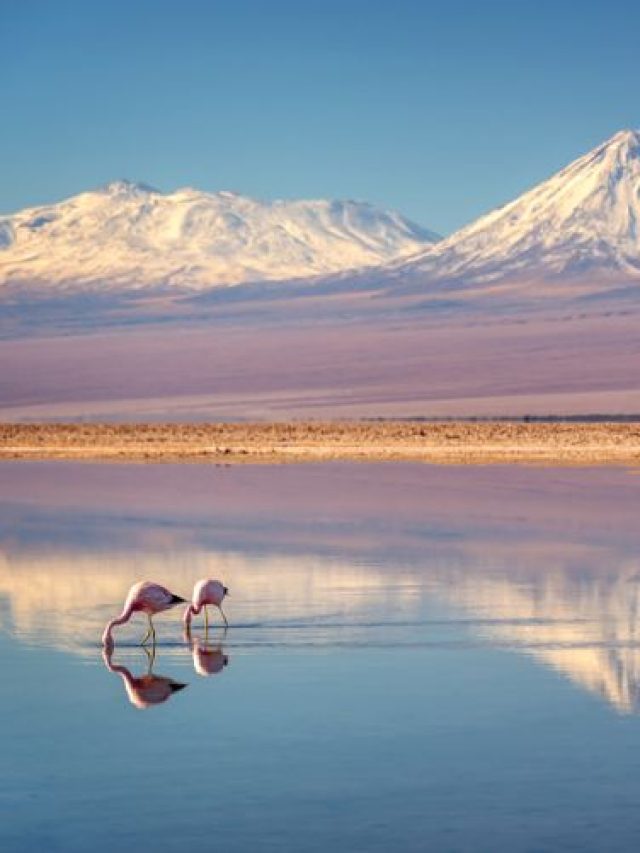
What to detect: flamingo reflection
<box><xmin>102</xmin><ymin>646</ymin><xmax>188</xmax><ymax>709</ymax></box>
<box><xmin>185</xmin><ymin>625</ymin><xmax>230</xmax><ymax>677</ymax></box>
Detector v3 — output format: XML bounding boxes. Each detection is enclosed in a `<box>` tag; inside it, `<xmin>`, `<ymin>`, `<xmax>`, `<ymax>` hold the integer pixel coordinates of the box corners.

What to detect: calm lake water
<box><xmin>1</xmin><ymin>461</ymin><xmax>640</xmax><ymax>852</ymax></box>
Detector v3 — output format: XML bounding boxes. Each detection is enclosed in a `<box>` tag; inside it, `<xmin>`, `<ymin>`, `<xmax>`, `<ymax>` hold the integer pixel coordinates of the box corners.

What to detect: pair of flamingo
<box><xmin>102</xmin><ymin>578</ymin><xmax>229</xmax><ymax>648</ymax></box>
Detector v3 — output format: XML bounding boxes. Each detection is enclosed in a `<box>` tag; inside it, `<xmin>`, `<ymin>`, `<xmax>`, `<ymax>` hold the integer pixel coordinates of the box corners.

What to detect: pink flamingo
<box><xmin>102</xmin><ymin>581</ymin><xmax>186</xmax><ymax>648</ymax></box>
<box><xmin>183</xmin><ymin>578</ymin><xmax>229</xmax><ymax>630</ymax></box>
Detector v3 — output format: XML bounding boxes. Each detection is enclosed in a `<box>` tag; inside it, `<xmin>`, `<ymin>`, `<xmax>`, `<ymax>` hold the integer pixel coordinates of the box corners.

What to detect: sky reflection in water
<box><xmin>1</xmin><ymin>462</ymin><xmax>640</xmax><ymax>852</ymax></box>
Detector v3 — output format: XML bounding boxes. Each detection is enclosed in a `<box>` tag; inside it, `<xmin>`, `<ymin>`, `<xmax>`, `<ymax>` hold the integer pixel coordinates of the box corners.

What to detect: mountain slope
<box><xmin>0</xmin><ymin>181</ymin><xmax>439</xmax><ymax>293</ymax></box>
<box><xmin>381</xmin><ymin>128</ymin><xmax>640</xmax><ymax>293</ymax></box>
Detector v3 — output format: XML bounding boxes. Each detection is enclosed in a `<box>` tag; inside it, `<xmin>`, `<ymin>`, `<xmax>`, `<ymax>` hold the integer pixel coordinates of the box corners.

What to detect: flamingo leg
<box><xmin>204</xmin><ymin>605</ymin><xmax>209</xmax><ymax>631</ymax></box>
<box><xmin>141</xmin><ymin>613</ymin><xmax>155</xmax><ymax>646</ymax></box>
<box><xmin>219</xmin><ymin>605</ymin><xmax>229</xmax><ymax>627</ymax></box>
<box><xmin>143</xmin><ymin>643</ymin><xmax>156</xmax><ymax>672</ymax></box>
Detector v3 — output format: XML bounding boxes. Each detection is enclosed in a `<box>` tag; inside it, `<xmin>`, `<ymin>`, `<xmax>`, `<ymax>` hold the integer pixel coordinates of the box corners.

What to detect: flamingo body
<box><xmin>184</xmin><ymin>578</ymin><xmax>229</xmax><ymax>628</ymax></box>
<box><xmin>102</xmin><ymin>581</ymin><xmax>186</xmax><ymax>647</ymax></box>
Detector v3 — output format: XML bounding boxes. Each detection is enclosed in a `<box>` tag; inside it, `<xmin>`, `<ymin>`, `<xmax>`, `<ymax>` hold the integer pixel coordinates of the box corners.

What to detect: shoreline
<box><xmin>1</xmin><ymin>422</ymin><xmax>640</xmax><ymax>466</ymax></box>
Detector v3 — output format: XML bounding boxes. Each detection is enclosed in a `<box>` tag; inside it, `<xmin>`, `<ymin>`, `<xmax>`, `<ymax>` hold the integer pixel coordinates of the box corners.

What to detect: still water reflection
<box><xmin>1</xmin><ymin>462</ymin><xmax>640</xmax><ymax>852</ymax></box>
<box><xmin>102</xmin><ymin>645</ymin><xmax>189</xmax><ymax>709</ymax></box>
<box><xmin>186</xmin><ymin>628</ymin><xmax>230</xmax><ymax>677</ymax></box>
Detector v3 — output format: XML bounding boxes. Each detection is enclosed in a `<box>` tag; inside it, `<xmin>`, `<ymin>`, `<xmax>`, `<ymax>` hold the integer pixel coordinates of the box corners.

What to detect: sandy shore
<box><xmin>1</xmin><ymin>422</ymin><xmax>640</xmax><ymax>465</ymax></box>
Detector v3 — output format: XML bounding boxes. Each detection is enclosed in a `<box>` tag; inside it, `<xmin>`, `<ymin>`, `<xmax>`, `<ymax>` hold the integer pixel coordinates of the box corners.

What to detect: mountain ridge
<box><xmin>0</xmin><ymin>183</ymin><xmax>439</xmax><ymax>292</ymax></box>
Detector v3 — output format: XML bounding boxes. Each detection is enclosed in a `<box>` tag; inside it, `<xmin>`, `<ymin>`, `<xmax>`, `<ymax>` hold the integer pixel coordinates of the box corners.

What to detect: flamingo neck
<box><xmin>183</xmin><ymin>603</ymin><xmax>201</xmax><ymax>626</ymax></box>
<box><xmin>101</xmin><ymin>603</ymin><xmax>134</xmax><ymax>645</ymax></box>
<box><xmin>103</xmin><ymin>656</ymin><xmax>139</xmax><ymax>703</ymax></box>
<box><xmin>103</xmin><ymin>653</ymin><xmax>133</xmax><ymax>682</ymax></box>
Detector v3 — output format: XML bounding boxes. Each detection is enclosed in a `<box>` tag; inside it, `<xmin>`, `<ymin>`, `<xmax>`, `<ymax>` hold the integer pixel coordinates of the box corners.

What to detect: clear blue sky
<box><xmin>2</xmin><ymin>0</ymin><xmax>638</xmax><ymax>234</ymax></box>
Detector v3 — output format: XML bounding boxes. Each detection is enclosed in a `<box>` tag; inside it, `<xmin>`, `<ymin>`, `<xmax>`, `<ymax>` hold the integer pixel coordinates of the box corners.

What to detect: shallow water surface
<box><xmin>1</xmin><ymin>462</ymin><xmax>640</xmax><ymax>852</ymax></box>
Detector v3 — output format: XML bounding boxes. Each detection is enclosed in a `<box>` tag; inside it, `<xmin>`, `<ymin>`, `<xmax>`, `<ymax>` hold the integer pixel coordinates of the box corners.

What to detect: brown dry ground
<box><xmin>1</xmin><ymin>422</ymin><xmax>640</xmax><ymax>465</ymax></box>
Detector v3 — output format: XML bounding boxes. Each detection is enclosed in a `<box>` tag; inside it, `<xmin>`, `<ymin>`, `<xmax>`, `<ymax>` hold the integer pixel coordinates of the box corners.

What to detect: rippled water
<box><xmin>2</xmin><ymin>461</ymin><xmax>640</xmax><ymax>852</ymax></box>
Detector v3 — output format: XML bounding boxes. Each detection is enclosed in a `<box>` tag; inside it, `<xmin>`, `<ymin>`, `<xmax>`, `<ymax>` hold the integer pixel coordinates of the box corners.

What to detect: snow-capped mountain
<box><xmin>2</xmin><ymin>129</ymin><xmax>638</xmax><ymax>309</ymax></box>
<box><xmin>381</xmin><ymin>128</ymin><xmax>640</xmax><ymax>292</ymax></box>
<box><xmin>0</xmin><ymin>181</ymin><xmax>439</xmax><ymax>292</ymax></box>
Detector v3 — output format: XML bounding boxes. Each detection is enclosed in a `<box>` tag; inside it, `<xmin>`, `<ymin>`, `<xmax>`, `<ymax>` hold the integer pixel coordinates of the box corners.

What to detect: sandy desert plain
<box><xmin>1</xmin><ymin>420</ymin><xmax>640</xmax><ymax>465</ymax></box>
<box><xmin>2</xmin><ymin>299</ymin><xmax>640</xmax><ymax>466</ymax></box>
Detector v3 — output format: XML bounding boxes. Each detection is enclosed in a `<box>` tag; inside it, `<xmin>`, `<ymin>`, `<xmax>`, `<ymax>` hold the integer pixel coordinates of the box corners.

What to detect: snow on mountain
<box><xmin>3</xmin><ymin>129</ymin><xmax>638</xmax><ymax>308</ymax></box>
<box><xmin>0</xmin><ymin>181</ymin><xmax>439</xmax><ymax>293</ymax></box>
<box><xmin>382</xmin><ymin>128</ymin><xmax>640</xmax><ymax>292</ymax></box>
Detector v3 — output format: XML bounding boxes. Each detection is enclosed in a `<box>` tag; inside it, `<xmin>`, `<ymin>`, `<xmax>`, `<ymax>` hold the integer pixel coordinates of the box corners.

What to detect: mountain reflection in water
<box><xmin>1</xmin><ymin>462</ymin><xmax>639</xmax><ymax>714</ymax></box>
